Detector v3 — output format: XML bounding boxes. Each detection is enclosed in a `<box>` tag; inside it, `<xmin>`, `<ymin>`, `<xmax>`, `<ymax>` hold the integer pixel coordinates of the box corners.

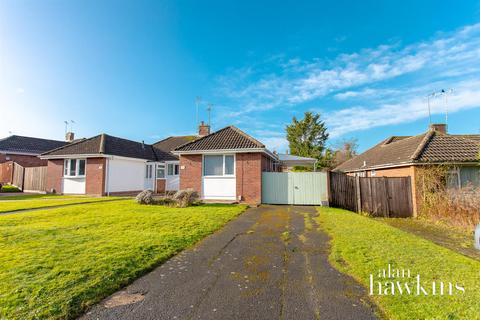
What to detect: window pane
<box><xmin>78</xmin><ymin>160</ymin><xmax>85</xmax><ymax>176</ymax></box>
<box><xmin>64</xmin><ymin>160</ymin><xmax>68</xmax><ymax>176</ymax></box>
<box><xmin>204</xmin><ymin>155</ymin><xmax>223</xmax><ymax>176</ymax></box>
<box><xmin>174</xmin><ymin>164</ymin><xmax>179</xmax><ymax>175</ymax></box>
<box><xmin>146</xmin><ymin>165</ymin><xmax>150</xmax><ymax>178</ymax></box>
<box><xmin>225</xmin><ymin>155</ymin><xmax>234</xmax><ymax>175</ymax></box>
<box><xmin>157</xmin><ymin>167</ymin><xmax>165</xmax><ymax>178</ymax></box>
<box><xmin>167</xmin><ymin>164</ymin><xmax>173</xmax><ymax>175</ymax></box>
<box><xmin>69</xmin><ymin>159</ymin><xmax>76</xmax><ymax>176</ymax></box>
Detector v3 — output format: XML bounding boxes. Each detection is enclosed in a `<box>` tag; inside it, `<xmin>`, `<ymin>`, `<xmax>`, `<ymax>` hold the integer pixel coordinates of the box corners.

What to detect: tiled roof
<box><xmin>0</xmin><ymin>135</ymin><xmax>68</xmax><ymax>154</ymax></box>
<box><xmin>153</xmin><ymin>136</ymin><xmax>197</xmax><ymax>152</ymax></box>
<box><xmin>42</xmin><ymin>134</ymin><xmax>161</xmax><ymax>161</ymax></box>
<box><xmin>335</xmin><ymin>130</ymin><xmax>480</xmax><ymax>172</ymax></box>
<box><xmin>174</xmin><ymin>126</ymin><xmax>265</xmax><ymax>152</ymax></box>
<box><xmin>417</xmin><ymin>134</ymin><xmax>480</xmax><ymax>162</ymax></box>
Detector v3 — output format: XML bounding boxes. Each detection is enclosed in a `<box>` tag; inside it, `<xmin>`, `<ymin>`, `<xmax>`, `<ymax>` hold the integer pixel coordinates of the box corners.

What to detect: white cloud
<box><xmin>325</xmin><ymin>79</ymin><xmax>480</xmax><ymax>137</ymax></box>
<box><xmin>215</xmin><ymin>23</ymin><xmax>480</xmax><ymax>140</ymax></box>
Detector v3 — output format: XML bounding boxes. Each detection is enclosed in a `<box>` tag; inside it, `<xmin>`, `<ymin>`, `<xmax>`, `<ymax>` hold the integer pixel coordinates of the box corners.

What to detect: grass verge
<box><xmin>378</xmin><ymin>217</ymin><xmax>480</xmax><ymax>261</ymax></box>
<box><xmin>0</xmin><ymin>196</ymin><xmax>124</xmax><ymax>213</ymax></box>
<box><xmin>0</xmin><ymin>201</ymin><xmax>246</xmax><ymax>319</ymax></box>
<box><xmin>316</xmin><ymin>207</ymin><xmax>480</xmax><ymax>320</ymax></box>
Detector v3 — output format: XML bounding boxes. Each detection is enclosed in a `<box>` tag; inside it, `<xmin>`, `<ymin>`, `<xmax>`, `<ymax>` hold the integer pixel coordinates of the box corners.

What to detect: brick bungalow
<box><xmin>0</xmin><ymin>135</ymin><xmax>69</xmax><ymax>184</ymax></box>
<box><xmin>40</xmin><ymin>134</ymin><xmax>186</xmax><ymax>195</ymax></box>
<box><xmin>173</xmin><ymin>125</ymin><xmax>279</xmax><ymax>205</ymax></box>
<box><xmin>335</xmin><ymin>124</ymin><xmax>480</xmax><ymax>215</ymax></box>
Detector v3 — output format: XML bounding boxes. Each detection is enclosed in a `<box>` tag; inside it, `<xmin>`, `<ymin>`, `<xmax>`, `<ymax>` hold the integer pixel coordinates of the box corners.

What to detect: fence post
<box><xmin>355</xmin><ymin>175</ymin><xmax>361</xmax><ymax>213</ymax></box>
<box><xmin>384</xmin><ymin>177</ymin><xmax>390</xmax><ymax>218</ymax></box>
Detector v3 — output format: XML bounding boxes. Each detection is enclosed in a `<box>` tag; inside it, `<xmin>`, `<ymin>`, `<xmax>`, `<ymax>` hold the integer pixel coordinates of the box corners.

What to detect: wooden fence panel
<box><xmin>329</xmin><ymin>172</ymin><xmax>413</xmax><ymax>217</ymax></box>
<box><xmin>329</xmin><ymin>171</ymin><xmax>357</xmax><ymax>212</ymax></box>
<box><xmin>12</xmin><ymin>163</ymin><xmax>24</xmax><ymax>190</ymax></box>
<box><xmin>385</xmin><ymin>177</ymin><xmax>413</xmax><ymax>218</ymax></box>
<box><xmin>24</xmin><ymin>166</ymin><xmax>48</xmax><ymax>192</ymax></box>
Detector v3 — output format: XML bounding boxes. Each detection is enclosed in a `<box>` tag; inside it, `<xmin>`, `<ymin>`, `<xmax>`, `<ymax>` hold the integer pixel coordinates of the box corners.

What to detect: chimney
<box><xmin>429</xmin><ymin>123</ymin><xmax>447</xmax><ymax>134</ymax></box>
<box><xmin>198</xmin><ymin>121</ymin><xmax>210</xmax><ymax>136</ymax></box>
<box><xmin>65</xmin><ymin>132</ymin><xmax>75</xmax><ymax>142</ymax></box>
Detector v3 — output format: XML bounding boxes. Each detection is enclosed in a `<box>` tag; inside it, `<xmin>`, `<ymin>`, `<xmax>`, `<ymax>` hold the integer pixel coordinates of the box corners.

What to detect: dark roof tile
<box><xmin>335</xmin><ymin>131</ymin><xmax>480</xmax><ymax>172</ymax></box>
<box><xmin>175</xmin><ymin>126</ymin><xmax>264</xmax><ymax>151</ymax></box>
<box><xmin>0</xmin><ymin>135</ymin><xmax>67</xmax><ymax>154</ymax></box>
<box><xmin>42</xmin><ymin>134</ymin><xmax>158</xmax><ymax>161</ymax></box>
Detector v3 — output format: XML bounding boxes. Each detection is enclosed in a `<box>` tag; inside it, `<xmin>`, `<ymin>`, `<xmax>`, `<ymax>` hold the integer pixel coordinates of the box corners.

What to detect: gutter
<box><xmin>340</xmin><ymin>161</ymin><xmax>480</xmax><ymax>173</ymax></box>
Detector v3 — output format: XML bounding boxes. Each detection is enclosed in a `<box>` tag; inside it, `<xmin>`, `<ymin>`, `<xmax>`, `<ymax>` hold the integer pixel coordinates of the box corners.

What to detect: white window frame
<box><xmin>202</xmin><ymin>154</ymin><xmax>236</xmax><ymax>177</ymax></box>
<box><xmin>63</xmin><ymin>159</ymin><xmax>86</xmax><ymax>178</ymax></box>
<box><xmin>167</xmin><ymin>163</ymin><xmax>179</xmax><ymax>176</ymax></box>
<box><xmin>156</xmin><ymin>163</ymin><xmax>166</xmax><ymax>179</ymax></box>
<box><xmin>145</xmin><ymin>164</ymin><xmax>153</xmax><ymax>179</ymax></box>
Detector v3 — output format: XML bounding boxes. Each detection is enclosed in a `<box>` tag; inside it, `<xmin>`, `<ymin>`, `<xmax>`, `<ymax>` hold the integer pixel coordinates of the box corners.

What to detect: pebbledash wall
<box><xmin>179</xmin><ymin>152</ymin><xmax>276</xmax><ymax>205</ymax></box>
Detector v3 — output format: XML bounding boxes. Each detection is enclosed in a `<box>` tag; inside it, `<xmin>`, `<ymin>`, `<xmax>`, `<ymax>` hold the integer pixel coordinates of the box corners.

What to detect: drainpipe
<box><xmin>105</xmin><ymin>157</ymin><xmax>110</xmax><ymax>197</ymax></box>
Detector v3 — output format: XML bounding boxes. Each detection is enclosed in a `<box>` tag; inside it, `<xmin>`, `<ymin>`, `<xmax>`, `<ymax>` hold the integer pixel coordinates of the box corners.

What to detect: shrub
<box><xmin>172</xmin><ymin>189</ymin><xmax>200</xmax><ymax>208</ymax></box>
<box><xmin>416</xmin><ymin>166</ymin><xmax>480</xmax><ymax>230</ymax></box>
<box><xmin>135</xmin><ymin>190</ymin><xmax>154</xmax><ymax>204</ymax></box>
<box><xmin>1</xmin><ymin>185</ymin><xmax>21</xmax><ymax>193</ymax></box>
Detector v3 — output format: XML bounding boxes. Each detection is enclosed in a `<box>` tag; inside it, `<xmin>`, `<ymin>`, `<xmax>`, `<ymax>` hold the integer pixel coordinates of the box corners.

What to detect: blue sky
<box><xmin>1</xmin><ymin>0</ymin><xmax>480</xmax><ymax>152</ymax></box>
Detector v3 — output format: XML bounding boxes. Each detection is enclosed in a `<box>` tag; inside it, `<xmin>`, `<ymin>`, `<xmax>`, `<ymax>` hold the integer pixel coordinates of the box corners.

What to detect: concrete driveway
<box><xmin>81</xmin><ymin>205</ymin><xmax>377</xmax><ymax>320</ymax></box>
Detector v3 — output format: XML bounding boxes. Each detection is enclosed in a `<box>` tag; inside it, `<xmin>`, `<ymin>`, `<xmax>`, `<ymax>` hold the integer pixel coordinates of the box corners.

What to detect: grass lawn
<box><xmin>317</xmin><ymin>207</ymin><xmax>480</xmax><ymax>320</ymax></box>
<box><xmin>0</xmin><ymin>194</ymin><xmax>89</xmax><ymax>200</ymax></box>
<box><xmin>378</xmin><ymin>217</ymin><xmax>480</xmax><ymax>261</ymax></box>
<box><xmin>0</xmin><ymin>201</ymin><xmax>246</xmax><ymax>319</ymax></box>
<box><xmin>0</xmin><ymin>196</ymin><xmax>124</xmax><ymax>213</ymax></box>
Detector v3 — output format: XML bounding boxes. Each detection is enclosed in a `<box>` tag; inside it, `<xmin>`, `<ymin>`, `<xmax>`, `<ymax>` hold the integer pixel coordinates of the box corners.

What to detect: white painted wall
<box><xmin>63</xmin><ymin>177</ymin><xmax>86</xmax><ymax>194</ymax></box>
<box><xmin>202</xmin><ymin>176</ymin><xmax>236</xmax><ymax>200</ymax></box>
<box><xmin>106</xmin><ymin>157</ymin><xmax>149</xmax><ymax>193</ymax></box>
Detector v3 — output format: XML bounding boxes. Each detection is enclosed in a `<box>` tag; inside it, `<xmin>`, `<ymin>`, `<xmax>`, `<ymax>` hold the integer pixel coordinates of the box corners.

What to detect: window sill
<box><xmin>63</xmin><ymin>176</ymin><xmax>86</xmax><ymax>179</ymax></box>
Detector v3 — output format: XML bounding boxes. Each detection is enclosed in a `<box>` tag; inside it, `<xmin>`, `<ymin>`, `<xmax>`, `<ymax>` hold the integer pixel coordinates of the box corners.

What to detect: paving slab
<box><xmin>80</xmin><ymin>205</ymin><xmax>377</xmax><ymax>320</ymax></box>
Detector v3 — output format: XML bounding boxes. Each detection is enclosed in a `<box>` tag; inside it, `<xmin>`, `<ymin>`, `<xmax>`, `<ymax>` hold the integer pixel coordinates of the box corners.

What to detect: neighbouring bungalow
<box><xmin>0</xmin><ymin>135</ymin><xmax>70</xmax><ymax>185</ymax></box>
<box><xmin>40</xmin><ymin>135</ymin><xmax>180</xmax><ymax>196</ymax></box>
<box><xmin>173</xmin><ymin>125</ymin><xmax>280</xmax><ymax>204</ymax></box>
<box><xmin>335</xmin><ymin>124</ymin><xmax>480</xmax><ymax>214</ymax></box>
<box><xmin>39</xmin><ymin>123</ymin><xmax>216</xmax><ymax>196</ymax></box>
<box><xmin>0</xmin><ymin>135</ymin><xmax>69</xmax><ymax>167</ymax></box>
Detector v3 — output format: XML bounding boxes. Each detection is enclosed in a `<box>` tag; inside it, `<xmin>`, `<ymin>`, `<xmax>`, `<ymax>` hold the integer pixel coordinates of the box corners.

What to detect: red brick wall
<box><xmin>86</xmin><ymin>158</ymin><xmax>106</xmax><ymax>196</ymax></box>
<box><xmin>179</xmin><ymin>155</ymin><xmax>202</xmax><ymax>192</ymax></box>
<box><xmin>0</xmin><ymin>153</ymin><xmax>46</xmax><ymax>167</ymax></box>
<box><xmin>236</xmin><ymin>153</ymin><xmax>262</xmax><ymax>205</ymax></box>
<box><xmin>46</xmin><ymin>159</ymin><xmax>64</xmax><ymax>193</ymax></box>
<box><xmin>0</xmin><ymin>161</ymin><xmax>13</xmax><ymax>184</ymax></box>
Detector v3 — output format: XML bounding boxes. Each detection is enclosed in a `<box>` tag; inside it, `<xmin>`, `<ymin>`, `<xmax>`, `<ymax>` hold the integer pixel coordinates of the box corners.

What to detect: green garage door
<box><xmin>262</xmin><ymin>172</ymin><xmax>328</xmax><ymax>205</ymax></box>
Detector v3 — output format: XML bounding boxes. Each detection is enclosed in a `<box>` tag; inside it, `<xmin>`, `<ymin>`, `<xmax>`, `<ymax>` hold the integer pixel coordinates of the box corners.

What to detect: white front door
<box><xmin>202</xmin><ymin>154</ymin><xmax>236</xmax><ymax>200</ymax></box>
<box><xmin>166</xmin><ymin>162</ymin><xmax>180</xmax><ymax>191</ymax></box>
